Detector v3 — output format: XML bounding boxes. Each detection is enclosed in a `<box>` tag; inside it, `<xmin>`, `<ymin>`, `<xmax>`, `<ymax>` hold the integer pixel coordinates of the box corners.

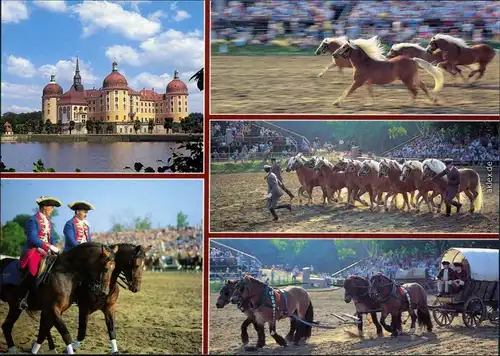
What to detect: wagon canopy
<box><xmin>441</xmin><ymin>248</ymin><xmax>499</xmax><ymax>282</ymax></box>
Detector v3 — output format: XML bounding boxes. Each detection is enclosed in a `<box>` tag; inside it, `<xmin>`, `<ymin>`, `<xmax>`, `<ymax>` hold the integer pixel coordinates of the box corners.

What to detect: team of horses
<box><xmin>315</xmin><ymin>34</ymin><xmax>496</xmax><ymax>106</ymax></box>
<box><xmin>0</xmin><ymin>242</ymin><xmax>151</xmax><ymax>354</ymax></box>
<box><xmin>285</xmin><ymin>153</ymin><xmax>483</xmax><ymax>214</ymax></box>
<box><xmin>216</xmin><ymin>273</ymin><xmax>433</xmax><ymax>351</ymax></box>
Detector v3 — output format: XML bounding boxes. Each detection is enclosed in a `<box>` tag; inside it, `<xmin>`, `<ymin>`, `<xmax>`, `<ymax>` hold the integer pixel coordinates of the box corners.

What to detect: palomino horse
<box><xmin>315</xmin><ymin>36</ymin><xmax>386</xmax><ymax>78</ymax></box>
<box><xmin>333</xmin><ymin>159</ymin><xmax>369</xmax><ymax>207</ymax></box>
<box><xmin>313</xmin><ymin>157</ymin><xmax>346</xmax><ymax>203</ymax></box>
<box><xmin>387</xmin><ymin>42</ymin><xmax>473</xmax><ymax>77</ymax></box>
<box><xmin>421</xmin><ymin>158</ymin><xmax>483</xmax><ymax>213</ymax></box>
<box><xmin>356</xmin><ymin>160</ymin><xmax>391</xmax><ymax>211</ymax></box>
<box><xmin>0</xmin><ymin>243</ymin><xmax>118</xmax><ymax>354</ymax></box>
<box><xmin>400</xmin><ymin>160</ymin><xmax>446</xmax><ymax>213</ymax></box>
<box><xmin>369</xmin><ymin>273</ymin><xmax>433</xmax><ymax>337</ymax></box>
<box><xmin>426</xmin><ymin>34</ymin><xmax>496</xmax><ymax>82</ymax></box>
<box><xmin>378</xmin><ymin>159</ymin><xmax>413</xmax><ymax>212</ymax></box>
<box><xmin>230</xmin><ymin>275</ymin><xmax>314</xmax><ymax>348</ymax></box>
<box><xmin>332</xmin><ymin>39</ymin><xmax>444</xmax><ymax>107</ymax></box>
<box><xmin>343</xmin><ymin>275</ymin><xmax>393</xmax><ymax>337</ymax></box>
<box><xmin>286</xmin><ymin>153</ymin><xmax>329</xmax><ymax>205</ymax></box>
<box><xmin>215</xmin><ymin>280</ymin><xmax>267</xmax><ymax>350</ymax></box>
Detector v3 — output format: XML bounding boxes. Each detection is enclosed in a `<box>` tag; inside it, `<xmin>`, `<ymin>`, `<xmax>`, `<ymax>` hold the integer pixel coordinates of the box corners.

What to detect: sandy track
<box><xmin>0</xmin><ymin>272</ymin><xmax>202</xmax><ymax>354</ymax></box>
<box><xmin>209</xmin><ymin>168</ymin><xmax>498</xmax><ymax>233</ymax></box>
<box><xmin>210</xmin><ymin>56</ymin><xmax>500</xmax><ymax>115</ymax></box>
<box><xmin>209</xmin><ymin>289</ymin><xmax>498</xmax><ymax>355</ymax></box>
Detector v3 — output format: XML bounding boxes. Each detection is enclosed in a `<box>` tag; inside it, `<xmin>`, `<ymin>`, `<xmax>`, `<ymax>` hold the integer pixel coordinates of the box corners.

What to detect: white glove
<box><xmin>49</xmin><ymin>245</ymin><xmax>60</xmax><ymax>254</ymax></box>
<box><xmin>266</xmin><ymin>193</ymin><xmax>272</xmax><ymax>199</ymax></box>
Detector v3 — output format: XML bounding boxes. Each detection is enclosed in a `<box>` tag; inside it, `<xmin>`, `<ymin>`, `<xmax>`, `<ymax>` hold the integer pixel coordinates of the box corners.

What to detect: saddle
<box><xmin>35</xmin><ymin>255</ymin><xmax>58</xmax><ymax>289</ymax></box>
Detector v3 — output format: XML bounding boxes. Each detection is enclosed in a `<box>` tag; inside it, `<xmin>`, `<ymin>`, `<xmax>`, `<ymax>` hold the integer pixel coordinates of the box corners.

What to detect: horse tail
<box><xmin>304</xmin><ymin>301</ymin><xmax>314</xmax><ymax>339</ymax></box>
<box><xmin>417</xmin><ymin>307</ymin><xmax>433</xmax><ymax>332</ymax></box>
<box><xmin>474</xmin><ymin>172</ymin><xmax>483</xmax><ymax>212</ymax></box>
<box><xmin>412</xmin><ymin>57</ymin><xmax>444</xmax><ymax>92</ymax></box>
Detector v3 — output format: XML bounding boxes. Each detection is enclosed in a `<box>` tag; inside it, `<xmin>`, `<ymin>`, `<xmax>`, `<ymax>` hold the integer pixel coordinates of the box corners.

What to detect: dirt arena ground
<box><xmin>210</xmin><ymin>168</ymin><xmax>498</xmax><ymax>233</ymax></box>
<box><xmin>209</xmin><ymin>288</ymin><xmax>498</xmax><ymax>355</ymax></box>
<box><xmin>0</xmin><ymin>272</ymin><xmax>202</xmax><ymax>354</ymax></box>
<box><xmin>210</xmin><ymin>55</ymin><xmax>500</xmax><ymax>115</ymax></box>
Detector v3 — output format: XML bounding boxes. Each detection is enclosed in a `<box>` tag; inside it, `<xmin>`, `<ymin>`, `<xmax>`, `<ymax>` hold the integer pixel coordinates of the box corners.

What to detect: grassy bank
<box><xmin>211</xmin><ymin>160</ymin><xmax>267</xmax><ymax>174</ymax></box>
<box><xmin>1</xmin><ymin>133</ymin><xmax>202</xmax><ymax>143</ymax></box>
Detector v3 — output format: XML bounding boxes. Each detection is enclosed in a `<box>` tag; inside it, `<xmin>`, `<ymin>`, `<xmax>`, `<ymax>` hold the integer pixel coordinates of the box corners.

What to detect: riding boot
<box><xmin>445</xmin><ymin>204</ymin><xmax>452</xmax><ymax>217</ymax></box>
<box><xmin>17</xmin><ymin>272</ymin><xmax>34</xmax><ymax>310</ymax></box>
<box><xmin>270</xmin><ymin>208</ymin><xmax>279</xmax><ymax>221</ymax></box>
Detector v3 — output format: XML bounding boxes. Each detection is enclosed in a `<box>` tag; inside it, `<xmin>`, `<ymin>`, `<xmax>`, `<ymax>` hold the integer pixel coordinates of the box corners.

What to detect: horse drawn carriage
<box><xmin>430</xmin><ymin>248</ymin><xmax>498</xmax><ymax>328</ymax></box>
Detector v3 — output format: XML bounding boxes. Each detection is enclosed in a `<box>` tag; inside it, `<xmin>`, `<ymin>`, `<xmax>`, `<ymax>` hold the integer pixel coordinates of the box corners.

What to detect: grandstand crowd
<box><xmin>212</xmin><ymin>0</ymin><xmax>499</xmax><ymax>46</ymax></box>
<box><xmin>92</xmin><ymin>227</ymin><xmax>202</xmax><ymax>259</ymax></box>
<box><xmin>390</xmin><ymin>130</ymin><xmax>499</xmax><ymax>165</ymax></box>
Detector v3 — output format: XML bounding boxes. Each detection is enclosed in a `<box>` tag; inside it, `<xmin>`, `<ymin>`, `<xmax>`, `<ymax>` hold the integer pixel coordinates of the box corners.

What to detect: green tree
<box><xmin>69</xmin><ymin>120</ymin><xmax>75</xmax><ymax>134</ymax></box>
<box><xmin>85</xmin><ymin>119</ymin><xmax>94</xmax><ymax>134</ymax></box>
<box><xmin>164</xmin><ymin>118</ymin><xmax>174</xmax><ymax>134</ymax></box>
<box><xmin>110</xmin><ymin>223</ymin><xmax>125</xmax><ymax>233</ymax></box>
<box><xmin>106</xmin><ymin>123</ymin><xmax>113</xmax><ymax>134</ymax></box>
<box><xmin>56</xmin><ymin>120</ymin><xmax>63</xmax><ymax>134</ymax></box>
<box><xmin>133</xmin><ymin>119</ymin><xmax>141</xmax><ymax>134</ymax></box>
<box><xmin>135</xmin><ymin>216</ymin><xmax>152</xmax><ymax>231</ymax></box>
<box><xmin>44</xmin><ymin>119</ymin><xmax>53</xmax><ymax>134</ymax></box>
<box><xmin>176</xmin><ymin>211</ymin><xmax>189</xmax><ymax>229</ymax></box>
<box><xmin>0</xmin><ymin>221</ymin><xmax>25</xmax><ymax>256</ymax></box>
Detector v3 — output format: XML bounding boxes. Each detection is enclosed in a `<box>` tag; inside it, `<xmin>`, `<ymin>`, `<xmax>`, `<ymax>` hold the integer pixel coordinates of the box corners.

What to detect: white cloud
<box><xmin>1</xmin><ymin>1</ymin><xmax>29</xmax><ymax>23</ymax></box>
<box><xmin>33</xmin><ymin>0</ymin><xmax>67</xmax><ymax>12</ymax></box>
<box><xmin>1</xmin><ymin>82</ymin><xmax>42</xmax><ymax>100</ymax></box>
<box><xmin>71</xmin><ymin>1</ymin><xmax>162</xmax><ymax>40</ymax></box>
<box><xmin>6</xmin><ymin>55</ymin><xmax>37</xmax><ymax>78</ymax></box>
<box><xmin>3</xmin><ymin>104</ymin><xmax>38</xmax><ymax>113</ymax></box>
<box><xmin>105</xmin><ymin>29</ymin><xmax>203</xmax><ymax>72</ymax></box>
<box><xmin>174</xmin><ymin>10</ymin><xmax>190</xmax><ymax>22</ymax></box>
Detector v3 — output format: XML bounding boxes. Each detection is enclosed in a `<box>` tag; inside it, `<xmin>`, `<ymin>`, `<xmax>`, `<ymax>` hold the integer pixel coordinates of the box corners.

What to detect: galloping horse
<box><xmin>343</xmin><ymin>275</ymin><xmax>393</xmax><ymax>337</ymax></box>
<box><xmin>315</xmin><ymin>36</ymin><xmax>386</xmax><ymax>78</ymax></box>
<box><xmin>426</xmin><ymin>34</ymin><xmax>496</xmax><ymax>82</ymax></box>
<box><xmin>215</xmin><ymin>280</ymin><xmax>267</xmax><ymax>350</ymax></box>
<box><xmin>387</xmin><ymin>42</ymin><xmax>473</xmax><ymax>77</ymax></box>
<box><xmin>286</xmin><ymin>153</ymin><xmax>329</xmax><ymax>205</ymax></box>
<box><xmin>378</xmin><ymin>159</ymin><xmax>413</xmax><ymax>212</ymax></box>
<box><xmin>369</xmin><ymin>273</ymin><xmax>433</xmax><ymax>337</ymax></box>
<box><xmin>313</xmin><ymin>157</ymin><xmax>346</xmax><ymax>203</ymax></box>
<box><xmin>0</xmin><ymin>243</ymin><xmax>118</xmax><ymax>354</ymax></box>
<box><xmin>230</xmin><ymin>275</ymin><xmax>314</xmax><ymax>348</ymax></box>
<box><xmin>400</xmin><ymin>160</ymin><xmax>446</xmax><ymax>213</ymax></box>
<box><xmin>333</xmin><ymin>159</ymin><xmax>369</xmax><ymax>207</ymax></box>
<box><xmin>357</xmin><ymin>160</ymin><xmax>391</xmax><ymax>211</ymax></box>
<box><xmin>421</xmin><ymin>158</ymin><xmax>483</xmax><ymax>213</ymax></box>
<box><xmin>331</xmin><ymin>39</ymin><xmax>444</xmax><ymax>107</ymax></box>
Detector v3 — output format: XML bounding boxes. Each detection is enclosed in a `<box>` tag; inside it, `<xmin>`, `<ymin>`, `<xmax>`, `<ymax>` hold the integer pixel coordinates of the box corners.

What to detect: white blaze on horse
<box><xmin>421</xmin><ymin>158</ymin><xmax>483</xmax><ymax>213</ymax></box>
<box><xmin>315</xmin><ymin>36</ymin><xmax>386</xmax><ymax>78</ymax></box>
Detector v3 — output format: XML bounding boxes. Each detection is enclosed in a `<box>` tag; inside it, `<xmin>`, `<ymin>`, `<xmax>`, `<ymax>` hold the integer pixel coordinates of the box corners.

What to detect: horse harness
<box><xmin>377</xmin><ymin>278</ymin><xmax>413</xmax><ymax>309</ymax></box>
<box><xmin>239</xmin><ymin>282</ymin><xmax>289</xmax><ymax>327</ymax></box>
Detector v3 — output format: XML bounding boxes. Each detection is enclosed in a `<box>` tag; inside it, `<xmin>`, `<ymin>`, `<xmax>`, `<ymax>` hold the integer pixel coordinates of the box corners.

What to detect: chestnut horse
<box><xmin>378</xmin><ymin>159</ymin><xmax>413</xmax><ymax>212</ymax></box>
<box><xmin>387</xmin><ymin>42</ymin><xmax>473</xmax><ymax>77</ymax></box>
<box><xmin>400</xmin><ymin>160</ymin><xmax>446</xmax><ymax>213</ymax></box>
<box><xmin>332</xmin><ymin>39</ymin><xmax>444</xmax><ymax>107</ymax></box>
<box><xmin>286</xmin><ymin>153</ymin><xmax>329</xmax><ymax>204</ymax></box>
<box><xmin>343</xmin><ymin>275</ymin><xmax>393</xmax><ymax>337</ymax></box>
<box><xmin>421</xmin><ymin>158</ymin><xmax>483</xmax><ymax>213</ymax></box>
<box><xmin>426</xmin><ymin>34</ymin><xmax>496</xmax><ymax>82</ymax></box>
<box><xmin>313</xmin><ymin>157</ymin><xmax>346</xmax><ymax>203</ymax></box>
<box><xmin>357</xmin><ymin>160</ymin><xmax>392</xmax><ymax>211</ymax></box>
<box><xmin>315</xmin><ymin>36</ymin><xmax>386</xmax><ymax>78</ymax></box>
<box><xmin>230</xmin><ymin>275</ymin><xmax>314</xmax><ymax>348</ymax></box>
<box><xmin>333</xmin><ymin>158</ymin><xmax>369</xmax><ymax>207</ymax></box>
<box><xmin>369</xmin><ymin>273</ymin><xmax>433</xmax><ymax>337</ymax></box>
<box><xmin>215</xmin><ymin>280</ymin><xmax>266</xmax><ymax>350</ymax></box>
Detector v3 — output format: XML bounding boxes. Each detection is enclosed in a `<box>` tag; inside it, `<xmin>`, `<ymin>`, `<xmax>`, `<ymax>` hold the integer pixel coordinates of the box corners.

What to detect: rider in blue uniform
<box><xmin>63</xmin><ymin>201</ymin><xmax>94</xmax><ymax>251</ymax></box>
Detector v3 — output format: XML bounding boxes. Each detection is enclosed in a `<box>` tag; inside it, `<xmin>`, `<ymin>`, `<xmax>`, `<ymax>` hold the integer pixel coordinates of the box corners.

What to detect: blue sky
<box><xmin>1</xmin><ymin>179</ymin><xmax>203</xmax><ymax>233</ymax></box>
<box><xmin>1</xmin><ymin>0</ymin><xmax>204</xmax><ymax>114</ymax></box>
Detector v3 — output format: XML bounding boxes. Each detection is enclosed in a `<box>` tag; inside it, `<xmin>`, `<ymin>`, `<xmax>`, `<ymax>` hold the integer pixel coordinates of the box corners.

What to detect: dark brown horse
<box><xmin>426</xmin><ymin>34</ymin><xmax>496</xmax><ymax>82</ymax></box>
<box><xmin>230</xmin><ymin>275</ymin><xmax>314</xmax><ymax>348</ymax></box>
<box><xmin>343</xmin><ymin>275</ymin><xmax>393</xmax><ymax>337</ymax></box>
<box><xmin>332</xmin><ymin>39</ymin><xmax>444</xmax><ymax>107</ymax></box>
<box><xmin>0</xmin><ymin>243</ymin><xmax>117</xmax><ymax>354</ymax></box>
<box><xmin>369</xmin><ymin>273</ymin><xmax>433</xmax><ymax>337</ymax></box>
<box><xmin>215</xmin><ymin>280</ymin><xmax>267</xmax><ymax>350</ymax></box>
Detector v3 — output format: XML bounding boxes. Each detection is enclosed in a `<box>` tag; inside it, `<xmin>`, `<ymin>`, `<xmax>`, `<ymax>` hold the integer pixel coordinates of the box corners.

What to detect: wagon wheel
<box><xmin>486</xmin><ymin>304</ymin><xmax>498</xmax><ymax>325</ymax></box>
<box><xmin>432</xmin><ymin>299</ymin><xmax>454</xmax><ymax>327</ymax></box>
<box><xmin>462</xmin><ymin>297</ymin><xmax>485</xmax><ymax>328</ymax></box>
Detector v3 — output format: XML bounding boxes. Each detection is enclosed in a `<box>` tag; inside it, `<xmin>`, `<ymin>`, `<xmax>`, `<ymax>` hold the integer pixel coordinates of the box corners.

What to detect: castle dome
<box><xmin>43</xmin><ymin>74</ymin><xmax>63</xmax><ymax>96</ymax></box>
<box><xmin>166</xmin><ymin>71</ymin><xmax>188</xmax><ymax>95</ymax></box>
<box><xmin>102</xmin><ymin>60</ymin><xmax>128</xmax><ymax>89</ymax></box>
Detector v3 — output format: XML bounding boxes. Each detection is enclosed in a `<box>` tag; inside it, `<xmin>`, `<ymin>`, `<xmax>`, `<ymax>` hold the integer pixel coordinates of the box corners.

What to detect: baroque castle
<box><xmin>42</xmin><ymin>59</ymin><xmax>189</xmax><ymax>134</ymax></box>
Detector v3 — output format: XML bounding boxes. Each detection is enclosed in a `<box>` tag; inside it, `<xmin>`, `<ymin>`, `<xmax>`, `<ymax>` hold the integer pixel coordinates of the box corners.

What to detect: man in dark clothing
<box><xmin>264</xmin><ymin>165</ymin><xmax>292</xmax><ymax>221</ymax></box>
<box><xmin>436</xmin><ymin>260</ymin><xmax>457</xmax><ymax>296</ymax></box>
<box><xmin>452</xmin><ymin>262</ymin><xmax>468</xmax><ymax>293</ymax></box>
<box><xmin>433</xmin><ymin>158</ymin><xmax>463</xmax><ymax>217</ymax></box>
<box><xmin>270</xmin><ymin>158</ymin><xmax>294</xmax><ymax>200</ymax></box>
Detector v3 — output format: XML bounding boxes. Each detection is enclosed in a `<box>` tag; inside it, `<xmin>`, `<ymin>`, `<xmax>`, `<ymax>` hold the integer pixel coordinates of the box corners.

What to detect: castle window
<box><xmin>48</xmin><ymin>110</ymin><xmax>50</xmax><ymax>114</ymax></box>
<box><xmin>115</xmin><ymin>91</ymin><xmax>118</xmax><ymax>95</ymax></box>
<box><xmin>115</xmin><ymin>115</ymin><xmax>118</xmax><ymax>120</ymax></box>
<box><xmin>115</xmin><ymin>105</ymin><xmax>118</xmax><ymax>110</ymax></box>
<box><xmin>107</xmin><ymin>116</ymin><xmax>110</xmax><ymax>121</ymax></box>
<box><xmin>115</xmin><ymin>97</ymin><xmax>118</xmax><ymax>102</ymax></box>
<box><xmin>119</xmin><ymin>128</ymin><xmax>123</xmax><ymax>133</ymax></box>
<box><xmin>123</xmin><ymin>104</ymin><xmax>126</xmax><ymax>109</ymax></box>
<box><xmin>123</xmin><ymin>115</ymin><xmax>126</xmax><ymax>121</ymax></box>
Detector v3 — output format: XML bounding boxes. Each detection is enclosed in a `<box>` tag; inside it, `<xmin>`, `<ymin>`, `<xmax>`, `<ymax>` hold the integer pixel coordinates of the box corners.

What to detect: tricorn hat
<box><xmin>263</xmin><ymin>165</ymin><xmax>272</xmax><ymax>170</ymax></box>
<box><xmin>442</xmin><ymin>260</ymin><xmax>450</xmax><ymax>265</ymax></box>
<box><xmin>443</xmin><ymin>158</ymin><xmax>453</xmax><ymax>165</ymax></box>
<box><xmin>36</xmin><ymin>196</ymin><xmax>62</xmax><ymax>207</ymax></box>
<box><xmin>68</xmin><ymin>201</ymin><xmax>95</xmax><ymax>211</ymax></box>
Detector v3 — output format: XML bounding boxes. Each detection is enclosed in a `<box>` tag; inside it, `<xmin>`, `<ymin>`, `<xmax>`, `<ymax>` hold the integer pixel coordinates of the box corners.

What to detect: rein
<box><xmin>373</xmin><ymin>278</ymin><xmax>398</xmax><ymax>303</ymax></box>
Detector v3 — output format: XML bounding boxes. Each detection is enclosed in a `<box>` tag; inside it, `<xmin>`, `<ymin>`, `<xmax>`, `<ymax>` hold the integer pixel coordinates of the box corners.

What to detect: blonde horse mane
<box><xmin>391</xmin><ymin>42</ymin><xmax>427</xmax><ymax>52</ymax></box>
<box><xmin>362</xmin><ymin>159</ymin><xmax>380</xmax><ymax>172</ymax></box>
<box><xmin>433</xmin><ymin>34</ymin><xmax>470</xmax><ymax>48</ymax></box>
<box><xmin>422</xmin><ymin>158</ymin><xmax>446</xmax><ymax>174</ymax></box>
<box><xmin>323</xmin><ymin>36</ymin><xmax>348</xmax><ymax>46</ymax></box>
<box><xmin>404</xmin><ymin>160</ymin><xmax>423</xmax><ymax>171</ymax></box>
<box><xmin>352</xmin><ymin>36</ymin><xmax>386</xmax><ymax>60</ymax></box>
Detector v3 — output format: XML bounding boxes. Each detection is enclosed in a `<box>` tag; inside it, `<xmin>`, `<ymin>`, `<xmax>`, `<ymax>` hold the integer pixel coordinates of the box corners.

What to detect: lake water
<box><xmin>1</xmin><ymin>142</ymin><xmax>189</xmax><ymax>172</ymax></box>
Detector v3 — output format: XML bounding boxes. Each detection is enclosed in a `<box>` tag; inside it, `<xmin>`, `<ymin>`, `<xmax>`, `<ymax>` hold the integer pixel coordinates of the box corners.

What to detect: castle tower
<box><xmin>165</xmin><ymin>70</ymin><xmax>189</xmax><ymax>122</ymax></box>
<box><xmin>42</xmin><ymin>73</ymin><xmax>63</xmax><ymax>124</ymax></box>
<box><xmin>102</xmin><ymin>60</ymin><xmax>130</xmax><ymax>123</ymax></box>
